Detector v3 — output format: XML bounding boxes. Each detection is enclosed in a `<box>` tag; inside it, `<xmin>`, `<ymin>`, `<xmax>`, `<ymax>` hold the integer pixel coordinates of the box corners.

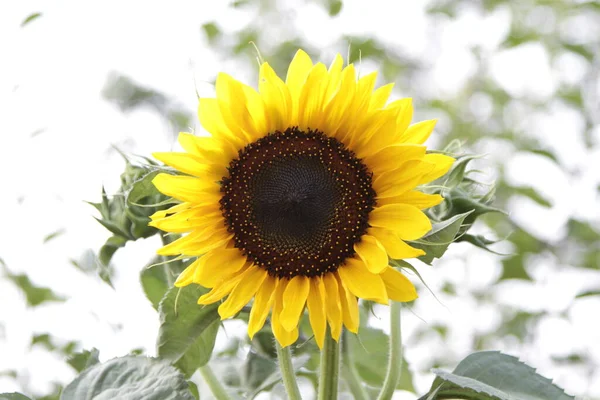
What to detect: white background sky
<box><xmin>1</xmin><ymin>1</ymin><xmax>599</xmax><ymax>399</ymax></box>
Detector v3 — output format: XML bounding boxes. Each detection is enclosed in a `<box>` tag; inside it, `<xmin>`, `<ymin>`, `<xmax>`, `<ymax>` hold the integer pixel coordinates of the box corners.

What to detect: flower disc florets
<box><xmin>220</xmin><ymin>127</ymin><xmax>376</xmax><ymax>278</ymax></box>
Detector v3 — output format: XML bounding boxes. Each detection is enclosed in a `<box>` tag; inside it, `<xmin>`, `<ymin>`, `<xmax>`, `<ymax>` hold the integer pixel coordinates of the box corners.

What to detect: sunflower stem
<box><xmin>199</xmin><ymin>365</ymin><xmax>232</xmax><ymax>400</ymax></box>
<box><xmin>160</xmin><ymin>234</ymin><xmax>175</xmax><ymax>287</ymax></box>
<box><xmin>317</xmin><ymin>328</ymin><xmax>340</xmax><ymax>400</ymax></box>
<box><xmin>276</xmin><ymin>341</ymin><xmax>302</xmax><ymax>400</ymax></box>
<box><xmin>376</xmin><ymin>302</ymin><xmax>403</xmax><ymax>400</ymax></box>
<box><xmin>341</xmin><ymin>330</ymin><xmax>368</xmax><ymax>400</ymax></box>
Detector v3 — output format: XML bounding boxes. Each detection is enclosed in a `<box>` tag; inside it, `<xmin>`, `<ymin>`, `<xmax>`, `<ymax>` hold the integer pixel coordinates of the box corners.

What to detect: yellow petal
<box><xmin>368</xmin><ymin>227</ymin><xmax>426</xmax><ymax>259</ymax></box>
<box><xmin>218</xmin><ymin>266</ymin><xmax>267</xmax><ymax>319</ymax></box>
<box><xmin>198</xmin><ymin>98</ymin><xmax>245</xmax><ymax>149</ymax></box>
<box><xmin>378</xmin><ymin>191</ymin><xmax>443</xmax><ymax>209</ymax></box>
<box><xmin>306</xmin><ymin>277</ymin><xmax>326</xmax><ymax>348</ymax></box>
<box><xmin>153</xmin><ymin>152</ymin><xmax>226</xmax><ymax>180</ymax></box>
<box><xmin>337</xmin><ymin>258</ymin><xmax>388</xmax><ymax>304</ymax></box>
<box><xmin>286</xmin><ymin>50</ymin><xmax>313</xmax><ymax>122</ymax></box>
<box><xmin>322</xmin><ymin>273</ymin><xmax>343</xmax><ymax>341</ymax></box>
<box><xmin>197</xmin><ymin>266</ymin><xmax>248</xmax><ymax>305</ymax></box>
<box><xmin>363</xmin><ymin>144</ymin><xmax>426</xmax><ymax>175</ymax></box>
<box><xmin>152</xmin><ymin>173</ymin><xmax>220</xmax><ymax>203</ymax></box>
<box><xmin>280</xmin><ymin>276</ymin><xmax>310</xmax><ymax>332</ymax></box>
<box><xmin>322</xmin><ymin>64</ymin><xmax>357</xmax><ymax>139</ymax></box>
<box><xmin>393</xmin><ymin>98</ymin><xmax>413</xmax><ymax>135</ymax></box>
<box><xmin>178</xmin><ymin>132</ymin><xmax>234</xmax><ymax>164</ymax></box>
<box><xmin>192</xmin><ymin>248</ymin><xmax>247</xmax><ymax>288</ymax></box>
<box><xmin>356</xmin><ymin>72</ymin><xmax>378</xmax><ymax>104</ymax></box>
<box><xmin>354</xmin><ymin>235</ymin><xmax>388</xmax><ymax>274</ymax></box>
<box><xmin>215</xmin><ymin>72</ymin><xmax>259</xmax><ymax>143</ymax></box>
<box><xmin>325</xmin><ymin>53</ymin><xmax>344</xmax><ymax>103</ymax></box>
<box><xmin>272</xmin><ymin>279</ymin><xmax>299</xmax><ymax>347</ymax></box>
<box><xmin>353</xmin><ymin>109</ymin><xmax>398</xmax><ymax>159</ymax></box>
<box><xmin>149</xmin><ymin>202</ymin><xmax>190</xmax><ymax>220</ymax></box>
<box><xmin>336</xmin><ymin>274</ymin><xmax>359</xmax><ymax>333</ymax></box>
<box><xmin>241</xmin><ymin>85</ymin><xmax>269</xmax><ymax>139</ymax></box>
<box><xmin>418</xmin><ymin>154</ymin><xmax>455</xmax><ymax>184</ymax></box>
<box><xmin>150</xmin><ymin>209</ymin><xmax>222</xmax><ymax>234</ymax></box>
<box><xmin>370</xmin><ymin>83</ymin><xmax>394</xmax><ymax>110</ymax></box>
<box><xmin>259</xmin><ymin>62</ymin><xmax>292</xmax><ymax>132</ymax></box>
<box><xmin>174</xmin><ymin>263</ymin><xmax>196</xmax><ymax>287</ymax></box>
<box><xmin>149</xmin><ymin>202</ymin><xmax>218</xmax><ymax>229</ymax></box>
<box><xmin>402</xmin><ymin>119</ymin><xmax>436</xmax><ymax>144</ymax></box>
<box><xmin>298</xmin><ymin>63</ymin><xmax>329</xmax><ymax>130</ymax></box>
<box><xmin>155</xmin><ymin>228</ymin><xmax>209</xmax><ymax>255</ymax></box>
<box><xmin>373</xmin><ymin>160</ymin><xmax>435</xmax><ymax>199</ymax></box>
<box><xmin>381</xmin><ymin>267</ymin><xmax>418</xmax><ymax>302</ymax></box>
<box><xmin>248</xmin><ymin>276</ymin><xmax>278</xmax><ymax>338</ymax></box>
<box><xmin>369</xmin><ymin>204</ymin><xmax>432</xmax><ymax>240</ymax></box>
<box><xmin>157</xmin><ymin>227</ymin><xmax>232</xmax><ymax>256</ymax></box>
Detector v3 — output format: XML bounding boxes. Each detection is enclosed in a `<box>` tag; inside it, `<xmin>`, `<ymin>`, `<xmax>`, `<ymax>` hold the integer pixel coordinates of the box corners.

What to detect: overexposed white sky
<box><xmin>1</xmin><ymin>1</ymin><xmax>599</xmax><ymax>399</ymax></box>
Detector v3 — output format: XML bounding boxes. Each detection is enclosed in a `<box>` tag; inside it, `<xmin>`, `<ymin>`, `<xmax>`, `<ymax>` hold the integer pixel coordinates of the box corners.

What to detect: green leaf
<box><xmin>347</xmin><ymin>326</ymin><xmax>414</xmax><ymax>392</ymax></box>
<box><xmin>496</xmin><ymin>311</ymin><xmax>542</xmax><ymax>340</ymax></box>
<box><xmin>449</xmin><ymin>190</ymin><xmax>505</xmax><ymax>223</ymax></box>
<box><xmin>140</xmin><ymin>261</ymin><xmax>171</xmax><ymax>310</ymax></box>
<box><xmin>67</xmin><ymin>348</ymin><xmax>100</xmax><ymax>373</ymax></box>
<box><xmin>576</xmin><ymin>289</ymin><xmax>600</xmax><ymax>298</ymax></box>
<box><xmin>0</xmin><ymin>393</ymin><xmax>30</xmax><ymax>400</ymax></box>
<box><xmin>243</xmin><ymin>351</ymin><xmax>277</xmax><ymax>391</ymax></box>
<box><xmin>328</xmin><ymin>0</ymin><xmax>343</xmax><ymax>16</ymax></box>
<box><xmin>30</xmin><ymin>333</ymin><xmax>55</xmax><ymax>350</ymax></box>
<box><xmin>98</xmin><ymin>235</ymin><xmax>128</xmax><ymax>267</ymax></box>
<box><xmin>459</xmin><ymin>234</ymin><xmax>505</xmax><ymax>255</ymax></box>
<box><xmin>501</xmin><ymin>29</ymin><xmax>540</xmax><ymax>48</ymax></box>
<box><xmin>21</xmin><ymin>13</ymin><xmax>42</xmax><ymax>27</ymax></box>
<box><xmin>202</xmin><ymin>22</ymin><xmax>221</xmax><ymax>42</ymax></box>
<box><xmin>528</xmin><ymin>148</ymin><xmax>559</xmax><ymax>164</ymax></box>
<box><xmin>43</xmin><ymin>229</ymin><xmax>65</xmax><ymax>243</ymax></box>
<box><xmin>0</xmin><ymin>371</ymin><xmax>17</xmax><ymax>379</ymax></box>
<box><xmin>157</xmin><ymin>285</ymin><xmax>220</xmax><ymax>376</ymax></box>
<box><xmin>0</xmin><ymin>394</ymin><xmax>33</xmax><ymax>400</ymax></box>
<box><xmin>513</xmin><ymin>186</ymin><xmax>552</xmax><ymax>208</ymax></box>
<box><xmin>562</xmin><ymin>43</ymin><xmax>595</xmax><ymax>62</ymax></box>
<box><xmin>567</xmin><ymin>219</ymin><xmax>600</xmax><ymax>244</ymax></box>
<box><xmin>125</xmin><ymin>170</ymin><xmax>165</xmax><ymax>238</ymax></box>
<box><xmin>94</xmin><ymin>217</ymin><xmax>131</xmax><ymax>240</ymax></box>
<box><xmin>500</xmin><ymin>255</ymin><xmax>532</xmax><ymax>281</ymax></box>
<box><xmin>187</xmin><ymin>381</ymin><xmax>200</xmax><ymax>400</ymax></box>
<box><xmin>248</xmin><ymin>354</ymin><xmax>310</xmax><ymax>399</ymax></box>
<box><xmin>427</xmin><ymin>351</ymin><xmax>574</xmax><ymax>400</ymax></box>
<box><xmin>2</xmin><ymin>268</ymin><xmax>65</xmax><ymax>307</ymax></box>
<box><xmin>175</xmin><ymin>320</ymin><xmax>220</xmax><ymax>377</ymax></box>
<box><xmin>126</xmin><ymin>170</ymin><xmax>161</xmax><ymax>207</ymax></box>
<box><xmin>410</xmin><ymin>211</ymin><xmax>473</xmax><ymax>265</ymax></box>
<box><xmin>60</xmin><ymin>356</ymin><xmax>195</xmax><ymax>400</ymax></box>
<box><xmin>442</xmin><ymin>154</ymin><xmax>481</xmax><ymax>189</ymax></box>
<box><xmin>70</xmin><ymin>250</ymin><xmax>115</xmax><ymax>288</ymax></box>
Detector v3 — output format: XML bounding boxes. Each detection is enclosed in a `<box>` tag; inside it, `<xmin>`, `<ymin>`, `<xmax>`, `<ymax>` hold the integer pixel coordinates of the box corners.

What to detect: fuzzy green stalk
<box><xmin>275</xmin><ymin>341</ymin><xmax>302</xmax><ymax>400</ymax></box>
<box><xmin>317</xmin><ymin>328</ymin><xmax>340</xmax><ymax>400</ymax></box>
<box><xmin>376</xmin><ymin>302</ymin><xmax>403</xmax><ymax>400</ymax></box>
<box><xmin>341</xmin><ymin>330</ymin><xmax>368</xmax><ymax>400</ymax></box>
<box><xmin>160</xmin><ymin>234</ymin><xmax>175</xmax><ymax>287</ymax></box>
<box><xmin>199</xmin><ymin>365</ymin><xmax>232</xmax><ymax>400</ymax></box>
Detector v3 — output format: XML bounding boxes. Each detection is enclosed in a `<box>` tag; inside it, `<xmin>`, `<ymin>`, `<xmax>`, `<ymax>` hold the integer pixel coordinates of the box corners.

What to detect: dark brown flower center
<box><xmin>220</xmin><ymin>127</ymin><xmax>376</xmax><ymax>278</ymax></box>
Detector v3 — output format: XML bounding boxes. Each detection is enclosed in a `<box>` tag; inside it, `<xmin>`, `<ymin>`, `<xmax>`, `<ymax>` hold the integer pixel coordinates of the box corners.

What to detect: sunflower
<box><xmin>149</xmin><ymin>50</ymin><xmax>453</xmax><ymax>348</ymax></box>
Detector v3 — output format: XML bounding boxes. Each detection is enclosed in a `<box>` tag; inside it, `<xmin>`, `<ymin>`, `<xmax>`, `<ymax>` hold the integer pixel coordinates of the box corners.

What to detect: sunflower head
<box><xmin>149</xmin><ymin>50</ymin><xmax>454</xmax><ymax>348</ymax></box>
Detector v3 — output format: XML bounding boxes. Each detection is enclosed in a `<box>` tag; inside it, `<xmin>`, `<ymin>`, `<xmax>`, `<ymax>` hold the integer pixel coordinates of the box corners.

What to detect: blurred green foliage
<box><xmin>5</xmin><ymin>0</ymin><xmax>600</xmax><ymax>398</ymax></box>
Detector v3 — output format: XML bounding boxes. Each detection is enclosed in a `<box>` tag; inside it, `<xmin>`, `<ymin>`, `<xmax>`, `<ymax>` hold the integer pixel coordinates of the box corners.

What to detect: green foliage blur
<box><xmin>3</xmin><ymin>0</ymin><xmax>600</xmax><ymax>399</ymax></box>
